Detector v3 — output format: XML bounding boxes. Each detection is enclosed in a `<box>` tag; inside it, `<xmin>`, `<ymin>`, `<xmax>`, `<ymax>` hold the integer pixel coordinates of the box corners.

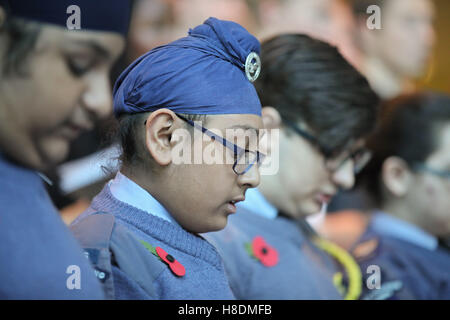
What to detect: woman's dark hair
<box><xmin>359</xmin><ymin>91</ymin><xmax>450</xmax><ymax>205</ymax></box>
<box><xmin>255</xmin><ymin>33</ymin><xmax>380</xmax><ymax>156</ymax></box>
<box><xmin>0</xmin><ymin>4</ymin><xmax>42</xmax><ymax>76</ymax></box>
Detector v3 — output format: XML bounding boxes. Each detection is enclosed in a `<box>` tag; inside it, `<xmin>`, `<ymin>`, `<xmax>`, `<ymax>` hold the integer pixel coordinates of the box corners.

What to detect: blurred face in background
<box><xmin>257</xmin><ymin>0</ymin><xmax>359</xmax><ymax>65</ymax></box>
<box><xmin>127</xmin><ymin>0</ymin><xmax>176</xmax><ymax>62</ymax></box>
<box><xmin>173</xmin><ymin>0</ymin><xmax>256</xmax><ymax>34</ymax></box>
<box><xmin>403</xmin><ymin>123</ymin><xmax>450</xmax><ymax>236</ymax></box>
<box><xmin>360</xmin><ymin>0</ymin><xmax>435</xmax><ymax>78</ymax></box>
<box><xmin>260</xmin><ymin>0</ymin><xmax>334</xmax><ymax>38</ymax></box>
<box><xmin>127</xmin><ymin>0</ymin><xmax>257</xmax><ymax>63</ymax></box>
<box><xmin>383</xmin><ymin>123</ymin><xmax>450</xmax><ymax>237</ymax></box>
<box><xmin>0</xmin><ymin>18</ymin><xmax>124</xmax><ymax>171</ymax></box>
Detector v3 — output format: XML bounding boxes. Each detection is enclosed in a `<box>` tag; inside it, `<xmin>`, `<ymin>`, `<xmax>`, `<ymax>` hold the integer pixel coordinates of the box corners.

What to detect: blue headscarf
<box><xmin>0</xmin><ymin>0</ymin><xmax>131</xmax><ymax>36</ymax></box>
<box><xmin>113</xmin><ymin>17</ymin><xmax>262</xmax><ymax>117</ymax></box>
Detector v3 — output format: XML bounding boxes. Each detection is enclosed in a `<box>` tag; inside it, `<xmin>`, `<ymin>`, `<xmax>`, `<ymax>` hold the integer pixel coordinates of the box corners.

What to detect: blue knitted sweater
<box><xmin>76</xmin><ymin>183</ymin><xmax>235</xmax><ymax>300</ymax></box>
<box><xmin>0</xmin><ymin>154</ymin><xmax>105</xmax><ymax>299</ymax></box>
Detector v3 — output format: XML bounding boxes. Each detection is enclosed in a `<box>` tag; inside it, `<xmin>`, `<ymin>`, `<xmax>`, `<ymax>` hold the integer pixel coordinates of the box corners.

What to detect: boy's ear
<box><xmin>144</xmin><ymin>109</ymin><xmax>179</xmax><ymax>166</ymax></box>
<box><xmin>260</xmin><ymin>106</ymin><xmax>282</xmax><ymax>157</ymax></box>
<box><xmin>0</xmin><ymin>6</ymin><xmax>6</xmax><ymax>27</ymax></box>
<box><xmin>0</xmin><ymin>7</ymin><xmax>4</xmax><ymax>27</ymax></box>
<box><xmin>382</xmin><ymin>156</ymin><xmax>413</xmax><ymax>197</ymax></box>
<box><xmin>261</xmin><ymin>106</ymin><xmax>282</xmax><ymax>129</ymax></box>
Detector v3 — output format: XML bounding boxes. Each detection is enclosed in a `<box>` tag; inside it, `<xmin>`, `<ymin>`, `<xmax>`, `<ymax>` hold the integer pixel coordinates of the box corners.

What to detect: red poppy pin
<box><xmin>244</xmin><ymin>236</ymin><xmax>279</xmax><ymax>267</ymax></box>
<box><xmin>140</xmin><ymin>240</ymin><xmax>186</xmax><ymax>277</ymax></box>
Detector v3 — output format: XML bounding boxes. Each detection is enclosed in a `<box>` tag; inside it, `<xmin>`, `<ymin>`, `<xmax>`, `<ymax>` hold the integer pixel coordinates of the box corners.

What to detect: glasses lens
<box><xmin>325</xmin><ymin>149</ymin><xmax>372</xmax><ymax>174</ymax></box>
<box><xmin>353</xmin><ymin>150</ymin><xmax>372</xmax><ymax>174</ymax></box>
<box><xmin>234</xmin><ymin>151</ymin><xmax>258</xmax><ymax>175</ymax></box>
<box><xmin>413</xmin><ymin>164</ymin><xmax>450</xmax><ymax>180</ymax></box>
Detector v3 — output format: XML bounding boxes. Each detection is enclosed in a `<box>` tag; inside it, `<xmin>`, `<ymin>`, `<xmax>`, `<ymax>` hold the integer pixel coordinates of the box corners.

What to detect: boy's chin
<box><xmin>38</xmin><ymin>138</ymin><xmax>70</xmax><ymax>168</ymax></box>
<box><xmin>188</xmin><ymin>217</ymin><xmax>229</xmax><ymax>234</ymax></box>
<box><xmin>295</xmin><ymin>200</ymin><xmax>321</xmax><ymax>219</ymax></box>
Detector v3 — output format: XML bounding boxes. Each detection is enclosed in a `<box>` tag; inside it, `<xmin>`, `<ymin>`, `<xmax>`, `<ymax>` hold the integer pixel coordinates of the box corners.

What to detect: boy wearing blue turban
<box><xmin>71</xmin><ymin>17</ymin><xmax>264</xmax><ymax>299</ymax></box>
<box><xmin>0</xmin><ymin>0</ymin><xmax>131</xmax><ymax>299</ymax></box>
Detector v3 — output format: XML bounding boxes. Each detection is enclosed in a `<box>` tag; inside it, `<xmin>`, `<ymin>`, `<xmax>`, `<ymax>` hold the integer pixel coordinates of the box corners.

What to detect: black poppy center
<box><xmin>261</xmin><ymin>247</ymin><xmax>268</xmax><ymax>255</ymax></box>
<box><xmin>166</xmin><ymin>254</ymin><xmax>175</xmax><ymax>263</ymax></box>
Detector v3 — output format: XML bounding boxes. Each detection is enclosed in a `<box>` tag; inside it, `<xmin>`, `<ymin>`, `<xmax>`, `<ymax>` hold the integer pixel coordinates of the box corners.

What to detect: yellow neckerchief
<box><xmin>312</xmin><ymin>237</ymin><xmax>362</xmax><ymax>300</ymax></box>
<box><xmin>293</xmin><ymin>217</ymin><xmax>362</xmax><ymax>300</ymax></box>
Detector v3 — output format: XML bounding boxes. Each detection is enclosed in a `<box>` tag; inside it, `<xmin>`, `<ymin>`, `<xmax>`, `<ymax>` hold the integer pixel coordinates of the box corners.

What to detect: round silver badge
<box><xmin>245</xmin><ymin>52</ymin><xmax>261</xmax><ymax>82</ymax></box>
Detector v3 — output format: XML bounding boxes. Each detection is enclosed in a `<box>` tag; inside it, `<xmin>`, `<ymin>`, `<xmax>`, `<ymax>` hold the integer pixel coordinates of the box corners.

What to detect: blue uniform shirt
<box><xmin>109</xmin><ymin>171</ymin><xmax>179</xmax><ymax>226</ymax></box>
<box><xmin>0</xmin><ymin>153</ymin><xmax>105</xmax><ymax>299</ymax></box>
<box><xmin>355</xmin><ymin>212</ymin><xmax>450</xmax><ymax>300</ymax></box>
<box><xmin>204</xmin><ymin>189</ymin><xmax>343</xmax><ymax>299</ymax></box>
<box><xmin>74</xmin><ymin>178</ymin><xmax>235</xmax><ymax>300</ymax></box>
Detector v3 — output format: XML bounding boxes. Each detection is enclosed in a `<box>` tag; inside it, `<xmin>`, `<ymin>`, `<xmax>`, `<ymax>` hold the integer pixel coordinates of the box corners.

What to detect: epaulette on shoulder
<box><xmin>70</xmin><ymin>212</ymin><xmax>165</xmax><ymax>299</ymax></box>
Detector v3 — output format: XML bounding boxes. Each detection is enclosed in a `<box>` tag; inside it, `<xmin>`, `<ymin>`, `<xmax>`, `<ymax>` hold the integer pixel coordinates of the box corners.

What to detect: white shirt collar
<box><xmin>372</xmin><ymin>211</ymin><xmax>438</xmax><ymax>251</ymax></box>
<box><xmin>109</xmin><ymin>171</ymin><xmax>179</xmax><ymax>226</ymax></box>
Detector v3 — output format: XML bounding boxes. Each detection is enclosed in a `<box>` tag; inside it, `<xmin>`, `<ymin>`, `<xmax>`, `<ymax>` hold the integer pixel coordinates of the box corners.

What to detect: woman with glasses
<box><xmin>71</xmin><ymin>17</ymin><xmax>265</xmax><ymax>299</ymax></box>
<box><xmin>204</xmin><ymin>34</ymin><xmax>379</xmax><ymax>299</ymax></box>
<box><xmin>336</xmin><ymin>92</ymin><xmax>450</xmax><ymax>299</ymax></box>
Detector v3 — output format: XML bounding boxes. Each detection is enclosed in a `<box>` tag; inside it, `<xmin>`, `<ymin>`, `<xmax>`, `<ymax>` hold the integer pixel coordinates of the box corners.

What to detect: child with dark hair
<box><xmin>204</xmin><ymin>33</ymin><xmax>380</xmax><ymax>299</ymax></box>
<box><xmin>0</xmin><ymin>0</ymin><xmax>131</xmax><ymax>299</ymax></box>
<box><xmin>71</xmin><ymin>17</ymin><xmax>265</xmax><ymax>299</ymax></box>
<box><xmin>348</xmin><ymin>92</ymin><xmax>450</xmax><ymax>299</ymax></box>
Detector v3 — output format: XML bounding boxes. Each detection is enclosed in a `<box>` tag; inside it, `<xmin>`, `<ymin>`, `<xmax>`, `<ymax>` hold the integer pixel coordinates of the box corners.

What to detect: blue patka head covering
<box><xmin>113</xmin><ymin>17</ymin><xmax>262</xmax><ymax>117</ymax></box>
<box><xmin>0</xmin><ymin>0</ymin><xmax>131</xmax><ymax>36</ymax></box>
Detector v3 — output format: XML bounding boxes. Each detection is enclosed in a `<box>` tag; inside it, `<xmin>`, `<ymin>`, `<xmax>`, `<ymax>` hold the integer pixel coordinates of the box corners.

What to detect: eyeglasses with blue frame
<box><xmin>176</xmin><ymin>114</ymin><xmax>266</xmax><ymax>175</ymax></box>
<box><xmin>281</xmin><ymin>115</ymin><xmax>372</xmax><ymax>174</ymax></box>
<box><xmin>412</xmin><ymin>163</ymin><xmax>450</xmax><ymax>180</ymax></box>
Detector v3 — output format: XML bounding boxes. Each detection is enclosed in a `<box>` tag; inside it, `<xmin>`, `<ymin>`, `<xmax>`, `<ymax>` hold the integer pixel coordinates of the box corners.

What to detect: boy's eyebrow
<box><xmin>69</xmin><ymin>39</ymin><xmax>111</xmax><ymax>59</ymax></box>
<box><xmin>227</xmin><ymin>125</ymin><xmax>258</xmax><ymax>133</ymax></box>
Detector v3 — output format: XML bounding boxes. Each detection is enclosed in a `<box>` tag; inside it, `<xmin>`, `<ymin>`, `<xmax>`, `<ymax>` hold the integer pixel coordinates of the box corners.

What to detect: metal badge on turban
<box><xmin>113</xmin><ymin>17</ymin><xmax>262</xmax><ymax>117</ymax></box>
<box><xmin>245</xmin><ymin>52</ymin><xmax>261</xmax><ymax>82</ymax></box>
